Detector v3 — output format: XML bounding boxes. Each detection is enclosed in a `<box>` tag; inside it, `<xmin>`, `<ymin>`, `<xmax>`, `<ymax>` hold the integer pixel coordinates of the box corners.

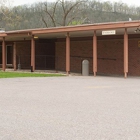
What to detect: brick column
<box><xmin>66</xmin><ymin>33</ymin><xmax>70</xmax><ymax>74</ymax></box>
<box><xmin>13</xmin><ymin>42</ymin><xmax>16</xmax><ymax>71</ymax></box>
<box><xmin>2</xmin><ymin>37</ymin><xmax>6</xmax><ymax>71</ymax></box>
<box><xmin>124</xmin><ymin>28</ymin><xmax>128</xmax><ymax>78</ymax></box>
<box><xmin>31</xmin><ymin>35</ymin><xmax>35</xmax><ymax>72</ymax></box>
<box><xmin>93</xmin><ymin>31</ymin><xmax>97</xmax><ymax>76</ymax></box>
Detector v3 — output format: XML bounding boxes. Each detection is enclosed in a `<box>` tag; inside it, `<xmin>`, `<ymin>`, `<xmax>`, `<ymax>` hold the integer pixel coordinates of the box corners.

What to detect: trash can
<box><xmin>82</xmin><ymin>60</ymin><xmax>89</xmax><ymax>76</ymax></box>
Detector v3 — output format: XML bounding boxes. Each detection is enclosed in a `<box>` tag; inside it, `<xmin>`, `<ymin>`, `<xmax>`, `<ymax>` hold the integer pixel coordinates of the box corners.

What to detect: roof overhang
<box><xmin>1</xmin><ymin>20</ymin><xmax>140</xmax><ymax>41</ymax></box>
<box><xmin>31</xmin><ymin>21</ymin><xmax>140</xmax><ymax>35</ymax></box>
<box><xmin>0</xmin><ymin>33</ymin><xmax>7</xmax><ymax>37</ymax></box>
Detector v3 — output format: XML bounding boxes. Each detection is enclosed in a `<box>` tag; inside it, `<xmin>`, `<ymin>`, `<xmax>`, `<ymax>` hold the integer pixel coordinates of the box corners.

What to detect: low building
<box><xmin>0</xmin><ymin>21</ymin><xmax>140</xmax><ymax>77</ymax></box>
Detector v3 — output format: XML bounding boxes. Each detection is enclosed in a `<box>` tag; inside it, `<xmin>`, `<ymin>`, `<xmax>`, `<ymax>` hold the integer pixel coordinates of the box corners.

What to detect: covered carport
<box><xmin>0</xmin><ymin>30</ymin><xmax>56</xmax><ymax>71</ymax></box>
<box><xmin>0</xmin><ymin>21</ymin><xmax>140</xmax><ymax>77</ymax></box>
<box><xmin>31</xmin><ymin>21</ymin><xmax>140</xmax><ymax>77</ymax></box>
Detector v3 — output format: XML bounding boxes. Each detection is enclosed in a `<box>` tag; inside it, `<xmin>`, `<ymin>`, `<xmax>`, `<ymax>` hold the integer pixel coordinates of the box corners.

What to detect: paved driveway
<box><xmin>0</xmin><ymin>76</ymin><xmax>140</xmax><ymax>140</ymax></box>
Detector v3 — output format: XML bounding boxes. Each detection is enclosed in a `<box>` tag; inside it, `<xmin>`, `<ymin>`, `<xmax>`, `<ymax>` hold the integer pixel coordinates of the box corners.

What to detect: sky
<box><xmin>12</xmin><ymin>0</ymin><xmax>140</xmax><ymax>6</ymax></box>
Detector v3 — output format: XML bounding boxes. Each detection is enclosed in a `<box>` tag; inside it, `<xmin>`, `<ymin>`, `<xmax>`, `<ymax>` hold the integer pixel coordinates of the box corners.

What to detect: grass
<box><xmin>0</xmin><ymin>71</ymin><xmax>64</xmax><ymax>78</ymax></box>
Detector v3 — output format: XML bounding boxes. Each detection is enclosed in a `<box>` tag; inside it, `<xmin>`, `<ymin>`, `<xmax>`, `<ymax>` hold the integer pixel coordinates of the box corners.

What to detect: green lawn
<box><xmin>0</xmin><ymin>71</ymin><xmax>64</xmax><ymax>78</ymax></box>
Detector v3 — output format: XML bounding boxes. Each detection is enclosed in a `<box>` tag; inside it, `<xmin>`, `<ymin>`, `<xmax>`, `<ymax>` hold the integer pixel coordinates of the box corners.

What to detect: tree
<box><xmin>1</xmin><ymin>0</ymin><xmax>140</xmax><ymax>31</ymax></box>
<box><xmin>41</xmin><ymin>0</ymin><xmax>87</xmax><ymax>27</ymax></box>
<box><xmin>0</xmin><ymin>0</ymin><xmax>17</xmax><ymax>30</ymax></box>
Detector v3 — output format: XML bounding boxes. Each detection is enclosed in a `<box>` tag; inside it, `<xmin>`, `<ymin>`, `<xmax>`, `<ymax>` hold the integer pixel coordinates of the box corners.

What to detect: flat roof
<box><xmin>3</xmin><ymin>20</ymin><xmax>140</xmax><ymax>34</ymax></box>
<box><xmin>0</xmin><ymin>20</ymin><xmax>140</xmax><ymax>41</ymax></box>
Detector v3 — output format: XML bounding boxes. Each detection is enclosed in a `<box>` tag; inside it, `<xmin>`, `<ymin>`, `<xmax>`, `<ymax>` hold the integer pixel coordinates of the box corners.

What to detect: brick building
<box><xmin>0</xmin><ymin>21</ymin><xmax>140</xmax><ymax>77</ymax></box>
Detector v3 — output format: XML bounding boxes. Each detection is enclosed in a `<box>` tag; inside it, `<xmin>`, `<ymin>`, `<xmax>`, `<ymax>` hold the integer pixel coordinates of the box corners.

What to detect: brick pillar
<box><xmin>124</xmin><ymin>28</ymin><xmax>128</xmax><ymax>78</ymax></box>
<box><xmin>2</xmin><ymin>37</ymin><xmax>6</xmax><ymax>71</ymax></box>
<box><xmin>93</xmin><ymin>31</ymin><xmax>97</xmax><ymax>76</ymax></box>
<box><xmin>13</xmin><ymin>42</ymin><xmax>16</xmax><ymax>71</ymax></box>
<box><xmin>31</xmin><ymin>35</ymin><xmax>35</xmax><ymax>72</ymax></box>
<box><xmin>66</xmin><ymin>33</ymin><xmax>70</xmax><ymax>74</ymax></box>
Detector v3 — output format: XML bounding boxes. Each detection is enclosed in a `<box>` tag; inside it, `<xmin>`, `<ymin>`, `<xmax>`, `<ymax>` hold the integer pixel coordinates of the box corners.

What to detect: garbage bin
<box><xmin>82</xmin><ymin>60</ymin><xmax>89</xmax><ymax>76</ymax></box>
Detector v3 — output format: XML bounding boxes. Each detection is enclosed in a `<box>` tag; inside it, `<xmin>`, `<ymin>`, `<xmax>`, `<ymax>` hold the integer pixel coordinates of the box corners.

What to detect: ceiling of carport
<box><xmin>34</xmin><ymin>27</ymin><xmax>140</xmax><ymax>39</ymax></box>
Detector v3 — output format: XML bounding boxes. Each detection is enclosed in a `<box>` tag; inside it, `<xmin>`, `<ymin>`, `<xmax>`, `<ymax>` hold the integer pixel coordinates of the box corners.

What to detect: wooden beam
<box><xmin>0</xmin><ymin>34</ymin><xmax>7</xmax><ymax>37</ymax></box>
<box><xmin>13</xmin><ymin>42</ymin><xmax>16</xmax><ymax>71</ymax></box>
<box><xmin>31</xmin><ymin>35</ymin><xmax>35</xmax><ymax>72</ymax></box>
<box><xmin>2</xmin><ymin>37</ymin><xmax>6</xmax><ymax>71</ymax></box>
<box><xmin>66</xmin><ymin>33</ymin><xmax>70</xmax><ymax>74</ymax></box>
<box><xmin>124</xmin><ymin>28</ymin><xmax>128</xmax><ymax>78</ymax></box>
<box><xmin>93</xmin><ymin>31</ymin><xmax>97</xmax><ymax>76</ymax></box>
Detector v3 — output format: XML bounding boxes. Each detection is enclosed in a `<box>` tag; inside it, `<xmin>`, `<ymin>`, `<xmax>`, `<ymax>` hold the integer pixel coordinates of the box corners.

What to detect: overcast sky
<box><xmin>13</xmin><ymin>0</ymin><xmax>140</xmax><ymax>6</ymax></box>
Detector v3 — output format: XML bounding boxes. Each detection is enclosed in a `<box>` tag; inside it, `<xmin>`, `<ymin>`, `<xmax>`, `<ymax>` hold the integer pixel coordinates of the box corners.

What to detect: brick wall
<box><xmin>15</xmin><ymin>38</ymin><xmax>140</xmax><ymax>76</ymax></box>
<box><xmin>55</xmin><ymin>42</ymin><xmax>66</xmax><ymax>71</ymax></box>
<box><xmin>128</xmin><ymin>39</ymin><xmax>140</xmax><ymax>76</ymax></box>
<box><xmin>98</xmin><ymin>39</ymin><xmax>140</xmax><ymax>76</ymax></box>
<box><xmin>55</xmin><ymin>40</ymin><xmax>93</xmax><ymax>73</ymax></box>
<box><xmin>55</xmin><ymin>38</ymin><xmax>140</xmax><ymax>76</ymax></box>
<box><xmin>97</xmin><ymin>39</ymin><xmax>123</xmax><ymax>75</ymax></box>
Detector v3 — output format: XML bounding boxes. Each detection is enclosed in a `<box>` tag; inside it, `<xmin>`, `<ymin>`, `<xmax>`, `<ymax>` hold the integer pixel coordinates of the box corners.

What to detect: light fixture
<box><xmin>134</xmin><ymin>28</ymin><xmax>140</xmax><ymax>33</ymax></box>
<box><xmin>34</xmin><ymin>36</ymin><xmax>38</xmax><ymax>39</ymax></box>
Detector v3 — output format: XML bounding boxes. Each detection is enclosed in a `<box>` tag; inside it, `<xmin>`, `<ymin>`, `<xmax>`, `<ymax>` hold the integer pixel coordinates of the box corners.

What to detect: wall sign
<box><xmin>102</xmin><ymin>30</ymin><xmax>116</xmax><ymax>35</ymax></box>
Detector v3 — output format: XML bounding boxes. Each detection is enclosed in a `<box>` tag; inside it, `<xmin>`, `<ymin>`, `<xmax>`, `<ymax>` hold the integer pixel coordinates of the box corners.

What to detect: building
<box><xmin>0</xmin><ymin>21</ymin><xmax>140</xmax><ymax>77</ymax></box>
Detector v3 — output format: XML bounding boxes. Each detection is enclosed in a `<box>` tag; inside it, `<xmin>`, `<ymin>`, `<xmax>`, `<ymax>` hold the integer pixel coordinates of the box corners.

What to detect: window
<box><xmin>0</xmin><ymin>45</ymin><xmax>13</xmax><ymax>64</ymax></box>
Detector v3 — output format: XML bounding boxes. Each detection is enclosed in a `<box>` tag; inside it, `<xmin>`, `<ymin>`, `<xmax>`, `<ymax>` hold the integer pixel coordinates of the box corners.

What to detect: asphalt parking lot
<box><xmin>0</xmin><ymin>76</ymin><xmax>140</xmax><ymax>140</ymax></box>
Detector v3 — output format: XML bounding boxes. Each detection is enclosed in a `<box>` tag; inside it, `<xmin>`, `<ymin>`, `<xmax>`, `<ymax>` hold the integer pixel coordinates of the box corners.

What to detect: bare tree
<box><xmin>1</xmin><ymin>0</ymin><xmax>140</xmax><ymax>31</ymax></box>
<box><xmin>41</xmin><ymin>0</ymin><xmax>87</xmax><ymax>27</ymax></box>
